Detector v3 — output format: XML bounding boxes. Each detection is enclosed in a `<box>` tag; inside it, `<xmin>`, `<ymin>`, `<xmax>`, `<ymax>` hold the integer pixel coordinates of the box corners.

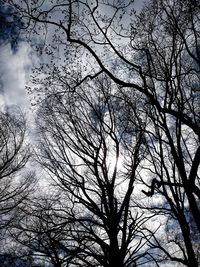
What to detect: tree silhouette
<box><xmin>0</xmin><ymin>109</ymin><xmax>33</xmax><ymax>266</ymax></box>
<box><xmin>6</xmin><ymin>0</ymin><xmax>200</xmax><ymax>265</ymax></box>
<box><xmin>33</xmin><ymin>76</ymin><xmax>155</xmax><ymax>267</ymax></box>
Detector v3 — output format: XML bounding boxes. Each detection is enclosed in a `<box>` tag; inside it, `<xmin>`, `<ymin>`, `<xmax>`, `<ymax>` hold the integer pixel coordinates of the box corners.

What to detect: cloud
<box><xmin>0</xmin><ymin>42</ymin><xmax>34</xmax><ymax>111</ymax></box>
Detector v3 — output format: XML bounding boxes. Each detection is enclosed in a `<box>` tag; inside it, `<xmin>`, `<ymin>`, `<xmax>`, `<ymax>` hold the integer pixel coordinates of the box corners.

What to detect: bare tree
<box><xmin>0</xmin><ymin>109</ymin><xmax>31</xmax><ymax>226</ymax></box>
<box><xmin>130</xmin><ymin>1</ymin><xmax>200</xmax><ymax>266</ymax></box>
<box><xmin>0</xmin><ymin>108</ymin><xmax>33</xmax><ymax>266</ymax></box>
<box><xmin>32</xmin><ymin>76</ymin><xmax>155</xmax><ymax>267</ymax></box>
<box><xmin>7</xmin><ymin>0</ymin><xmax>200</xmax><ymax>265</ymax></box>
<box><xmin>137</xmin><ymin>102</ymin><xmax>200</xmax><ymax>266</ymax></box>
<box><xmin>9</xmin><ymin>188</ymin><xmax>80</xmax><ymax>267</ymax></box>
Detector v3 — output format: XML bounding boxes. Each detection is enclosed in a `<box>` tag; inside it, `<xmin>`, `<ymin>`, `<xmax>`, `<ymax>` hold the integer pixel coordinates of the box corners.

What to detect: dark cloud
<box><xmin>0</xmin><ymin>2</ymin><xmax>22</xmax><ymax>52</ymax></box>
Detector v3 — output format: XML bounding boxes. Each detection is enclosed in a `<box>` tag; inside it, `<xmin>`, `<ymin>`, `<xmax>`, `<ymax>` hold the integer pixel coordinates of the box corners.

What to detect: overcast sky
<box><xmin>0</xmin><ymin>42</ymin><xmax>32</xmax><ymax>110</ymax></box>
<box><xmin>0</xmin><ymin>2</ymin><xmax>38</xmax><ymax>117</ymax></box>
<box><xmin>0</xmin><ymin>0</ymin><xmax>145</xmax><ymax>115</ymax></box>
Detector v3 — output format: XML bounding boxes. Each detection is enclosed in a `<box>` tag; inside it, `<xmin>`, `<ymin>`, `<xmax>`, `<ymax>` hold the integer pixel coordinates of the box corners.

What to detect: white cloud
<box><xmin>0</xmin><ymin>42</ymin><xmax>35</xmax><ymax>112</ymax></box>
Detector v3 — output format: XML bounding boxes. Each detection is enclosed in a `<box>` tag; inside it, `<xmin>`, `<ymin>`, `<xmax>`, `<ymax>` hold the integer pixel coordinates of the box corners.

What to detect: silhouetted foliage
<box><xmin>0</xmin><ymin>109</ymin><xmax>33</xmax><ymax>266</ymax></box>
<box><xmin>33</xmin><ymin>76</ymin><xmax>154</xmax><ymax>267</ymax></box>
<box><xmin>5</xmin><ymin>0</ymin><xmax>200</xmax><ymax>266</ymax></box>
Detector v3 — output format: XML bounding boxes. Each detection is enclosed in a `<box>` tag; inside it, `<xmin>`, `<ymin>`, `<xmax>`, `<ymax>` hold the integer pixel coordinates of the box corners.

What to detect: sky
<box><xmin>0</xmin><ymin>42</ymin><xmax>32</xmax><ymax>110</ymax></box>
<box><xmin>0</xmin><ymin>2</ymin><xmax>38</xmax><ymax>119</ymax></box>
<box><xmin>0</xmin><ymin>2</ymin><xmax>198</xmax><ymax>266</ymax></box>
<box><xmin>0</xmin><ymin>0</ymin><xmax>145</xmax><ymax>116</ymax></box>
<box><xmin>0</xmin><ymin>0</ymin><xmax>147</xmax><ymax>188</ymax></box>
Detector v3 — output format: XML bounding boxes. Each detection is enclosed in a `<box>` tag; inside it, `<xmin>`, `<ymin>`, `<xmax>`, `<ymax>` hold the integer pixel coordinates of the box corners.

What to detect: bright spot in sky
<box><xmin>107</xmin><ymin>155</ymin><xmax>124</xmax><ymax>174</ymax></box>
